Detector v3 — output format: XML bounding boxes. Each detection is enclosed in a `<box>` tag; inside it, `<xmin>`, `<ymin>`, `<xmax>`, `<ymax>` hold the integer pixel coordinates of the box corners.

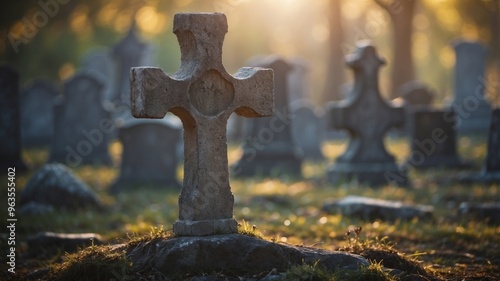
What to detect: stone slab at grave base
<box><xmin>328</xmin><ymin>162</ymin><xmax>409</xmax><ymax>187</ymax></box>
<box><xmin>173</xmin><ymin>218</ymin><xmax>238</xmax><ymax>236</ymax></box>
<box><xmin>458</xmin><ymin>202</ymin><xmax>500</xmax><ymax>224</ymax></box>
<box><xmin>323</xmin><ymin>196</ymin><xmax>434</xmax><ymax>222</ymax></box>
<box><xmin>457</xmin><ymin>171</ymin><xmax>500</xmax><ymax>184</ymax></box>
<box><xmin>127</xmin><ymin>234</ymin><xmax>368</xmax><ymax>276</ymax></box>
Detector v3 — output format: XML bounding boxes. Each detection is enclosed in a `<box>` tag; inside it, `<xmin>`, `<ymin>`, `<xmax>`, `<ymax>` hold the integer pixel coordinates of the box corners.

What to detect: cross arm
<box><xmin>232</xmin><ymin>67</ymin><xmax>274</xmax><ymax>118</ymax></box>
<box><xmin>130</xmin><ymin>67</ymin><xmax>188</xmax><ymax>118</ymax></box>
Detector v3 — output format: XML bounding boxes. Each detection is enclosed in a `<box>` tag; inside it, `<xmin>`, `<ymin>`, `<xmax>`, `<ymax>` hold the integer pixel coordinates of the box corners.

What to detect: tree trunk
<box><xmin>375</xmin><ymin>0</ymin><xmax>416</xmax><ymax>99</ymax></box>
<box><xmin>322</xmin><ymin>0</ymin><xmax>345</xmax><ymax>102</ymax></box>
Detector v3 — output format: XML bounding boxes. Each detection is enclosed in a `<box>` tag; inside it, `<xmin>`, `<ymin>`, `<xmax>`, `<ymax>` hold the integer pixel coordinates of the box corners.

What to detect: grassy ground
<box><xmin>1</xmin><ymin>136</ymin><xmax>499</xmax><ymax>280</ymax></box>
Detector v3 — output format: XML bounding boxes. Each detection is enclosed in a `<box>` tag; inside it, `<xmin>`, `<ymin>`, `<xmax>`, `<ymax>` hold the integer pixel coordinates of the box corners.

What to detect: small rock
<box><xmin>458</xmin><ymin>202</ymin><xmax>500</xmax><ymax>224</ymax></box>
<box><xmin>20</xmin><ymin>163</ymin><xmax>102</xmax><ymax>210</ymax></box>
<box><xmin>323</xmin><ymin>196</ymin><xmax>433</xmax><ymax>221</ymax></box>
<box><xmin>28</xmin><ymin>232</ymin><xmax>103</xmax><ymax>253</ymax></box>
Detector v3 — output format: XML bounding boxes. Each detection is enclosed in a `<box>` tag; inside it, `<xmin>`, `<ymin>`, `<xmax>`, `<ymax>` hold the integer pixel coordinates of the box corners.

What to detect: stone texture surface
<box><xmin>327</xmin><ymin>43</ymin><xmax>406</xmax><ymax>186</ymax></box>
<box><xmin>21</xmin><ymin>78</ymin><xmax>59</xmax><ymax>147</ymax></box>
<box><xmin>49</xmin><ymin>70</ymin><xmax>113</xmax><ymax>167</ymax></box>
<box><xmin>458</xmin><ymin>202</ymin><xmax>500</xmax><ymax>224</ymax></box>
<box><xmin>406</xmin><ymin>109</ymin><xmax>470</xmax><ymax>169</ymax></box>
<box><xmin>451</xmin><ymin>40</ymin><xmax>491</xmax><ymax>135</ymax></box>
<box><xmin>323</xmin><ymin>196</ymin><xmax>434</xmax><ymax>221</ymax></box>
<box><xmin>28</xmin><ymin>232</ymin><xmax>103</xmax><ymax>253</ymax></box>
<box><xmin>0</xmin><ymin>64</ymin><xmax>27</xmax><ymax>171</ymax></box>
<box><xmin>233</xmin><ymin>56</ymin><xmax>303</xmax><ymax>177</ymax></box>
<box><xmin>127</xmin><ymin>234</ymin><xmax>369</xmax><ymax>276</ymax></box>
<box><xmin>130</xmin><ymin>13</ymin><xmax>273</xmax><ymax>236</ymax></box>
<box><xmin>20</xmin><ymin>163</ymin><xmax>102</xmax><ymax>210</ymax></box>
<box><xmin>110</xmin><ymin>118</ymin><xmax>182</xmax><ymax>193</ymax></box>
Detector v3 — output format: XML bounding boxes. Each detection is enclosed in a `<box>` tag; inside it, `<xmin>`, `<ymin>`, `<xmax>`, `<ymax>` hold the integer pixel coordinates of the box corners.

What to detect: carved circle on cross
<box><xmin>189</xmin><ymin>69</ymin><xmax>235</xmax><ymax>116</ymax></box>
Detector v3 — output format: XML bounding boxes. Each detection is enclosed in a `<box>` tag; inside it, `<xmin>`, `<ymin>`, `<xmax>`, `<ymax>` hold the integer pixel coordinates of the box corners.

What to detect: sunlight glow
<box><xmin>70</xmin><ymin>5</ymin><xmax>91</xmax><ymax>35</ymax></box>
<box><xmin>136</xmin><ymin>6</ymin><xmax>168</xmax><ymax>34</ymax></box>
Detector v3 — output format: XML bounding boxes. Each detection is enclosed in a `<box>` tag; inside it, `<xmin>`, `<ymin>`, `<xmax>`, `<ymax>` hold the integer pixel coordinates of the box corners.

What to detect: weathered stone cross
<box><xmin>130</xmin><ymin>13</ymin><xmax>274</xmax><ymax>236</ymax></box>
<box><xmin>328</xmin><ymin>42</ymin><xmax>405</xmax><ymax>186</ymax></box>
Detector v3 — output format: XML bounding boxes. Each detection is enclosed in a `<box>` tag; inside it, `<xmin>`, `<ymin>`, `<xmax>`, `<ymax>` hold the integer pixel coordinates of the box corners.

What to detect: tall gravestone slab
<box><xmin>21</xmin><ymin>78</ymin><xmax>59</xmax><ymax>147</ymax></box>
<box><xmin>406</xmin><ymin>109</ymin><xmax>470</xmax><ymax>169</ymax></box>
<box><xmin>0</xmin><ymin>65</ymin><xmax>26</xmax><ymax>171</ymax></box>
<box><xmin>49</xmin><ymin>71</ymin><xmax>113</xmax><ymax>167</ymax></box>
<box><xmin>290</xmin><ymin>99</ymin><xmax>325</xmax><ymax>161</ymax></box>
<box><xmin>451</xmin><ymin>40</ymin><xmax>491</xmax><ymax>135</ymax></box>
<box><xmin>459</xmin><ymin>108</ymin><xmax>500</xmax><ymax>183</ymax></box>
<box><xmin>113</xmin><ymin>23</ymin><xmax>147</xmax><ymax>111</ymax></box>
<box><xmin>130</xmin><ymin>13</ymin><xmax>274</xmax><ymax>236</ymax></box>
<box><xmin>233</xmin><ymin>56</ymin><xmax>303</xmax><ymax>177</ymax></box>
<box><xmin>82</xmin><ymin>48</ymin><xmax>116</xmax><ymax>102</ymax></box>
<box><xmin>110</xmin><ymin>118</ymin><xmax>182</xmax><ymax>193</ymax></box>
<box><xmin>327</xmin><ymin>43</ymin><xmax>406</xmax><ymax>186</ymax></box>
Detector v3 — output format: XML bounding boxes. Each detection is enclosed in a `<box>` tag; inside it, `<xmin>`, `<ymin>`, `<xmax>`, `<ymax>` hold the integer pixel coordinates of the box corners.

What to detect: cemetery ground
<box><xmin>2</xmin><ymin>136</ymin><xmax>499</xmax><ymax>280</ymax></box>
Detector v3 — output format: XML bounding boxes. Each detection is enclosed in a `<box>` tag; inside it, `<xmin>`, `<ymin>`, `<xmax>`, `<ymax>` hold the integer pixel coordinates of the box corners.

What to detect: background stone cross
<box><xmin>130</xmin><ymin>13</ymin><xmax>274</xmax><ymax>236</ymax></box>
<box><xmin>328</xmin><ymin>42</ymin><xmax>405</xmax><ymax>186</ymax></box>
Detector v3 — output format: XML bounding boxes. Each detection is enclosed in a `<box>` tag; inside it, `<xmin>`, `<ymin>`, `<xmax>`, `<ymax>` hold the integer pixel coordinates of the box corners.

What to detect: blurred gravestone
<box><xmin>0</xmin><ymin>65</ymin><xmax>26</xmax><ymax>171</ymax></box>
<box><xmin>81</xmin><ymin>48</ymin><xmax>116</xmax><ymax>102</ymax></box>
<box><xmin>21</xmin><ymin>78</ymin><xmax>59</xmax><ymax>147</ymax></box>
<box><xmin>459</xmin><ymin>108</ymin><xmax>500</xmax><ymax>183</ymax></box>
<box><xmin>49</xmin><ymin>71</ymin><xmax>113</xmax><ymax>167</ymax></box>
<box><xmin>400</xmin><ymin>80</ymin><xmax>434</xmax><ymax>107</ymax></box>
<box><xmin>451</xmin><ymin>40</ymin><xmax>491</xmax><ymax>135</ymax></box>
<box><xmin>110</xmin><ymin>118</ymin><xmax>182</xmax><ymax>193</ymax></box>
<box><xmin>290</xmin><ymin>99</ymin><xmax>325</xmax><ymax>161</ymax></box>
<box><xmin>287</xmin><ymin>56</ymin><xmax>310</xmax><ymax>103</ymax></box>
<box><xmin>327</xmin><ymin>43</ymin><xmax>406</xmax><ymax>186</ymax></box>
<box><xmin>113</xmin><ymin>22</ymin><xmax>148</xmax><ymax>115</ymax></box>
<box><xmin>130</xmin><ymin>13</ymin><xmax>274</xmax><ymax>236</ymax></box>
<box><xmin>233</xmin><ymin>56</ymin><xmax>303</xmax><ymax>177</ymax></box>
<box><xmin>406</xmin><ymin>109</ymin><xmax>470</xmax><ymax>169</ymax></box>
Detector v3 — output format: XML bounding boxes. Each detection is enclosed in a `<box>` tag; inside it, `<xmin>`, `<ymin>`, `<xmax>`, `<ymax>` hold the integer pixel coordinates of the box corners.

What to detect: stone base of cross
<box><xmin>130</xmin><ymin>13</ymin><xmax>274</xmax><ymax>236</ymax></box>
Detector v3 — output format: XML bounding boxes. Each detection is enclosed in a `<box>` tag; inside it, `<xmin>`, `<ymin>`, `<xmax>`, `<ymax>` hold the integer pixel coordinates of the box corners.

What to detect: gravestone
<box><xmin>130</xmin><ymin>13</ymin><xmax>274</xmax><ymax>236</ymax></box>
<box><xmin>110</xmin><ymin>118</ymin><xmax>182</xmax><ymax>193</ymax></box>
<box><xmin>0</xmin><ymin>65</ymin><xmax>27</xmax><ymax>171</ymax></box>
<box><xmin>81</xmin><ymin>48</ymin><xmax>116</xmax><ymax>102</ymax></box>
<box><xmin>21</xmin><ymin>78</ymin><xmax>59</xmax><ymax>147</ymax></box>
<box><xmin>113</xmin><ymin>22</ymin><xmax>147</xmax><ymax>111</ymax></box>
<box><xmin>451</xmin><ymin>40</ymin><xmax>491</xmax><ymax>135</ymax></box>
<box><xmin>459</xmin><ymin>108</ymin><xmax>500</xmax><ymax>183</ymax></box>
<box><xmin>49</xmin><ymin>71</ymin><xmax>113</xmax><ymax>167</ymax></box>
<box><xmin>406</xmin><ymin>109</ymin><xmax>470</xmax><ymax>169</ymax></box>
<box><xmin>287</xmin><ymin>56</ymin><xmax>310</xmax><ymax>103</ymax></box>
<box><xmin>400</xmin><ymin>80</ymin><xmax>434</xmax><ymax>107</ymax></box>
<box><xmin>327</xmin><ymin>42</ymin><xmax>406</xmax><ymax>186</ymax></box>
<box><xmin>233</xmin><ymin>56</ymin><xmax>303</xmax><ymax>177</ymax></box>
<box><xmin>290</xmin><ymin>99</ymin><xmax>325</xmax><ymax>161</ymax></box>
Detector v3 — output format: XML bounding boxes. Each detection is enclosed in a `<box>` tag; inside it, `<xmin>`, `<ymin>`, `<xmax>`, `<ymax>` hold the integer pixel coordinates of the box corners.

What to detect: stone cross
<box><xmin>328</xmin><ymin>42</ymin><xmax>406</xmax><ymax>186</ymax></box>
<box><xmin>130</xmin><ymin>13</ymin><xmax>274</xmax><ymax>236</ymax></box>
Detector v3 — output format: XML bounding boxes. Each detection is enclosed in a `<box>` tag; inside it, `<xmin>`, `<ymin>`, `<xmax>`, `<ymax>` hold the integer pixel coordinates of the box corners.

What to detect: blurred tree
<box><xmin>322</xmin><ymin>0</ymin><xmax>345</xmax><ymax>102</ymax></box>
<box><xmin>374</xmin><ymin>0</ymin><xmax>416</xmax><ymax>99</ymax></box>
